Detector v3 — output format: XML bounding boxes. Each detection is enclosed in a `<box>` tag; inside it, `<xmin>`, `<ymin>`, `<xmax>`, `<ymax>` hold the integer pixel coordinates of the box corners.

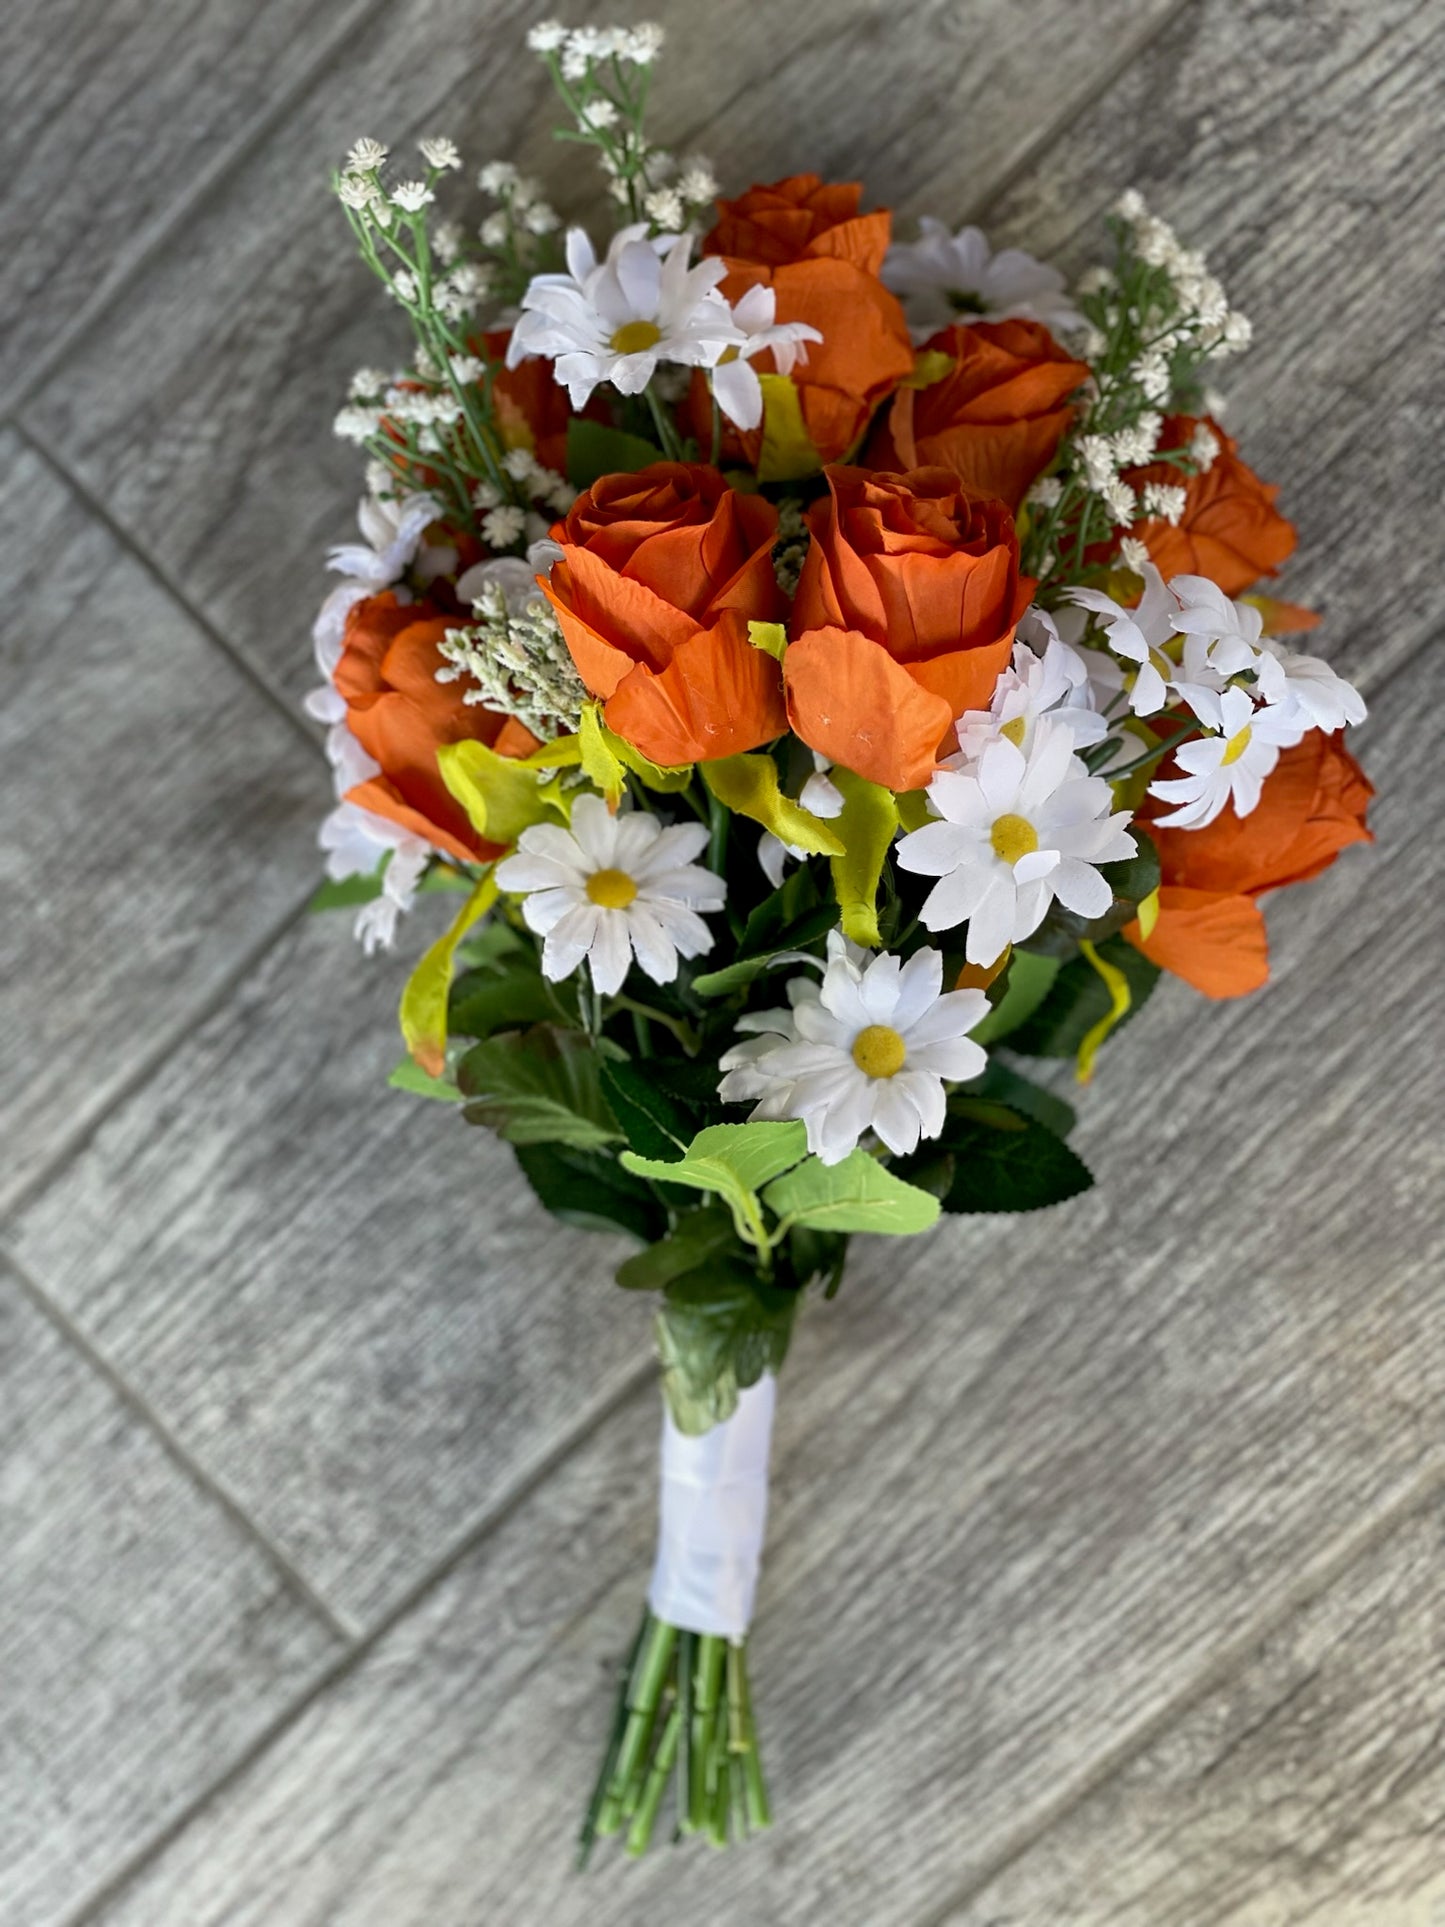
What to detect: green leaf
<box><xmin>566</xmin><ymin>417</ymin><xmax>665</xmax><ymax>490</ymax></box>
<box><xmin>400</xmin><ymin>872</ymin><xmax>498</xmax><ymax>1077</ymax></box>
<box><xmin>702</xmin><ymin>754</ymin><xmax>845</xmax><ymax>858</ymax></box>
<box><xmin>600</xmin><ymin>1057</ymin><xmax>691</xmax><ymax>1160</ymax></box>
<box><xmin>966</xmin><ymin>1061</ymin><xmax>1076</xmax><ymax>1141</ymax></box>
<box><xmin>1007</xmin><ymin>936</ymin><xmax>1160</xmax><ymax>1058</ymax></box>
<box><xmin>615</xmin><ymin>1205</ymin><xmax>739</xmax><ymax>1290</ymax></box>
<box><xmin>755</xmin><ymin>371</ymin><xmax>823</xmax><ymax>484</ymax></box>
<box><xmin>437</xmin><ymin>740</ymin><xmax>569</xmax><ymax>848</ymax></box>
<box><xmin>620</xmin><ymin>1120</ymin><xmax>808</xmax><ymax>1247</ymax></box>
<box><xmin>969</xmin><ymin>949</ymin><xmax>1061</xmax><ymax>1045</ymax></box>
<box><xmin>448</xmin><ymin>960</ymin><xmax>561</xmax><ymax>1040</ymax></box>
<box><xmin>898</xmin><ymin>1110</ymin><xmax>1093</xmax><ymax>1213</ymax></box>
<box><xmin>459</xmin><ymin>1024</ymin><xmax>622</xmax><ymax>1149</ymax></box>
<box><xmin>513</xmin><ymin>1142</ymin><xmax>664</xmax><ymax>1243</ymax></box>
<box><xmin>655</xmin><ymin>1258</ymin><xmax>799</xmax><ymax>1434</ymax></box>
<box><xmin>387</xmin><ymin>1058</ymin><xmax>462</xmax><ymax>1101</ymax></box>
<box><xmin>310</xmin><ymin>871</ymin><xmax>386</xmax><ymax>911</ymax></box>
<box><xmin>761</xmin><ymin>1150</ymin><xmax>940</xmax><ymax>1237</ymax></box>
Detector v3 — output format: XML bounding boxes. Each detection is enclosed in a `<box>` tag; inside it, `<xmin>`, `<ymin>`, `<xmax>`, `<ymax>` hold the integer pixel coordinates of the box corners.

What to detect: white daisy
<box><xmin>719</xmin><ymin>941</ymin><xmax>987</xmax><ymax>1164</ymax></box>
<box><xmin>1167</xmin><ymin>574</ymin><xmax>1267</xmax><ymax>681</ymax></box>
<box><xmin>318</xmin><ymin>802</ymin><xmax>431</xmax><ymax>955</ymax></box>
<box><xmin>495</xmin><ymin>795</ymin><xmax>724</xmax><ymax>995</ymax></box>
<box><xmin>897</xmin><ymin>719</ymin><xmax>1137</xmax><ymax>965</ymax></box>
<box><xmin>1254</xmin><ymin>639</ymin><xmax>1367</xmax><ymax>735</ymax></box>
<box><xmin>506</xmin><ymin>225</ymin><xmax>743</xmax><ymax>409</ymax></box>
<box><xmin>1148</xmin><ymin>684</ymin><xmax>1302</xmax><ymax>829</ymax></box>
<box><xmin>948</xmin><ymin>620</ymin><xmax>1108</xmax><ymax>765</ymax></box>
<box><xmin>882</xmin><ymin>219</ymin><xmax>1082</xmax><ymax>340</ymax></box>
<box><xmin>1066</xmin><ymin>562</ymin><xmax>1181</xmax><ymax>716</ymax></box>
<box><xmin>710</xmin><ymin>283</ymin><xmax>822</xmax><ymax>432</ymax></box>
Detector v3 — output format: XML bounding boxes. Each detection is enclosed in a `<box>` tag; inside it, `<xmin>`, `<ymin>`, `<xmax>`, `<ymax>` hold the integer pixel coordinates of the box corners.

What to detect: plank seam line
<box><xmin>13</xmin><ymin>420</ymin><xmax>326</xmax><ymax>768</ymax></box>
<box><xmin>0</xmin><ymin>0</ymin><xmax>392</xmax><ymax>422</ymax></box>
<box><xmin>0</xmin><ymin>885</ymin><xmax>318</xmax><ymax>1231</ymax></box>
<box><xmin>912</xmin><ymin>1449</ymin><xmax>1445</xmax><ymax>1927</ymax></box>
<box><xmin>57</xmin><ymin>1356</ymin><xmax>657</xmax><ymax>1927</ymax></box>
<box><xmin>0</xmin><ymin>1247</ymin><xmax>356</xmax><ymax>1647</ymax></box>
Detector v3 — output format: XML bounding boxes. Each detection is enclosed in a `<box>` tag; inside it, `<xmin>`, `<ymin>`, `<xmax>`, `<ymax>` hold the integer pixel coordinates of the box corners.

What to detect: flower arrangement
<box><xmin>308</xmin><ymin>19</ymin><xmax>1372</xmax><ymax>1863</ymax></box>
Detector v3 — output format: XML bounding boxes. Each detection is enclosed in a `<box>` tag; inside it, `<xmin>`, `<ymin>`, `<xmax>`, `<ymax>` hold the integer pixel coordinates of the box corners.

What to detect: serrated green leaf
<box><xmin>448</xmin><ymin>961</ymin><xmax>560</xmax><ymax>1040</ymax></box>
<box><xmin>899</xmin><ymin>1112</ymin><xmax>1093</xmax><ymax>1213</ymax></box>
<box><xmin>615</xmin><ymin>1205</ymin><xmax>739</xmax><ymax>1291</ymax></box>
<box><xmin>566</xmin><ymin>417</ymin><xmax>666</xmax><ymax>490</ymax></box>
<box><xmin>761</xmin><ymin>1150</ymin><xmax>941</xmax><ymax>1237</ymax></box>
<box><xmin>599</xmin><ymin>1057</ymin><xmax>691</xmax><ymax>1159</ymax></box>
<box><xmin>620</xmin><ymin>1120</ymin><xmax>807</xmax><ymax>1247</ymax></box>
<box><xmin>966</xmin><ymin>1061</ymin><xmax>1076</xmax><ymax>1140</ymax></box>
<box><xmin>459</xmin><ymin>1023</ymin><xmax>621</xmax><ymax>1149</ymax></box>
<box><xmin>512</xmin><ymin>1142</ymin><xmax>663</xmax><ymax>1243</ymax></box>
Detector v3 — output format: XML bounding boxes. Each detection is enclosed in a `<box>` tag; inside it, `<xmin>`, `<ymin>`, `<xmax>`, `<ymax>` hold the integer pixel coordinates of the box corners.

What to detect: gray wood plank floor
<box><xmin>1</xmin><ymin>2</ymin><xmax>1440</xmax><ymax>1923</ymax></box>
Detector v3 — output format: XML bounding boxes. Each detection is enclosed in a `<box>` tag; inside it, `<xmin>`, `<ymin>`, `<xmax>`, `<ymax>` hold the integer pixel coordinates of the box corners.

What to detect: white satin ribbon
<box><xmin>647</xmin><ymin>1374</ymin><xmax>776</xmax><ymax>1641</ymax></box>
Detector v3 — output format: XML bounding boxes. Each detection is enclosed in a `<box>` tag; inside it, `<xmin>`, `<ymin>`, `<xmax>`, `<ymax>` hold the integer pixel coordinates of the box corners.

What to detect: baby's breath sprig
<box><xmin>332</xmin><ymin>137</ymin><xmax>526</xmax><ymax>537</ymax></box>
<box><xmin>476</xmin><ymin>161</ymin><xmax>563</xmax><ymax>307</ymax></box>
<box><xmin>436</xmin><ymin>575</ymin><xmax>586</xmax><ymax>741</ymax></box>
<box><xmin>526</xmin><ymin>21</ymin><xmax>718</xmax><ymax>235</ymax></box>
<box><xmin>1023</xmin><ymin>191</ymin><xmax>1251</xmax><ymax>601</ymax></box>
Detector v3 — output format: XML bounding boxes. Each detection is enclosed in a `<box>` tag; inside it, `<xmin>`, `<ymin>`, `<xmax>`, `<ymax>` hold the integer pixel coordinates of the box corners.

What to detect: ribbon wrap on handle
<box><xmin>647</xmin><ymin>1374</ymin><xmax>776</xmax><ymax>1641</ymax></box>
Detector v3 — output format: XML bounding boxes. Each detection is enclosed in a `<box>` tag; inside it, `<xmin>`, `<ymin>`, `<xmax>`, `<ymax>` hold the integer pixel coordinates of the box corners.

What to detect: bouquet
<box><xmin>307</xmin><ymin>18</ymin><xmax>1373</xmax><ymax>1863</ymax></box>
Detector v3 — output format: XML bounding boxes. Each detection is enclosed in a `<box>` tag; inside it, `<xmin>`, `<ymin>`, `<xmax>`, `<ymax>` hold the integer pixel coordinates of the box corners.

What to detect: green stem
<box><xmin>643</xmin><ymin>382</ymin><xmax>683</xmax><ymax>460</ymax></box>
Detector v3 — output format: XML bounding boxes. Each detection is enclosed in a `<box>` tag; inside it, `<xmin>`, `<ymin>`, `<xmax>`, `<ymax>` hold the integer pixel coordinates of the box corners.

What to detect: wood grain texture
<box><xmin>85</xmin><ymin>641</ymin><xmax>1441</xmax><ymax>1925</ymax></box>
<box><xmin>20</xmin><ymin>0</ymin><xmax>1176</xmax><ymax>702</ymax></box>
<box><xmin>7</xmin><ymin>901</ymin><xmax>656</xmax><ymax>1632</ymax></box>
<box><xmin>0</xmin><ymin>0</ymin><xmax>374</xmax><ymax>401</ymax></box>
<box><xmin>0</xmin><ymin>429</ymin><xmax>320</xmax><ymax>1218</ymax></box>
<box><xmin>947</xmin><ymin>1500</ymin><xmax>1445</xmax><ymax>1926</ymax></box>
<box><xmin>964</xmin><ymin>0</ymin><xmax>1445</xmax><ymax>695</ymax></box>
<box><xmin>0</xmin><ymin>1267</ymin><xmax>340</xmax><ymax>1927</ymax></box>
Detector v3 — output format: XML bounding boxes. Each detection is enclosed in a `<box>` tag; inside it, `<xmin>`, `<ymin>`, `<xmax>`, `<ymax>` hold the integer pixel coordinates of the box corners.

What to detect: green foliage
<box><xmin>761</xmin><ymin>1150</ymin><xmax>940</xmax><ymax>1237</ymax></box>
<box><xmin>387</xmin><ymin>1059</ymin><xmax>462</xmax><ymax>1102</ymax></box>
<box><xmin>599</xmin><ymin>1057</ymin><xmax>692</xmax><ymax>1159</ymax></box>
<box><xmin>621</xmin><ymin>1121</ymin><xmax>808</xmax><ymax>1247</ymax></box>
<box><xmin>1007</xmin><ymin>935</ymin><xmax>1160</xmax><ymax>1058</ymax></box>
<box><xmin>966</xmin><ymin>1060</ymin><xmax>1076</xmax><ymax>1141</ymax></box>
<box><xmin>449</xmin><ymin>959</ymin><xmax>563</xmax><ymax>1039</ymax></box>
<box><xmin>513</xmin><ymin>1142</ymin><xmax>665</xmax><ymax>1244</ymax></box>
<box><xmin>566</xmin><ymin>417</ymin><xmax>665</xmax><ymax>490</ymax></box>
<box><xmin>459</xmin><ymin>1023</ymin><xmax>622</xmax><ymax>1149</ymax></box>
<box><xmin>655</xmin><ymin>1258</ymin><xmax>800</xmax><ymax>1434</ymax></box>
<box><xmin>896</xmin><ymin>1102</ymin><xmax>1093</xmax><ymax>1214</ymax></box>
<box><xmin>614</xmin><ymin>1205</ymin><xmax>739</xmax><ymax>1290</ymax></box>
<box><xmin>969</xmin><ymin>950</ymin><xmax>1061</xmax><ymax>1045</ymax></box>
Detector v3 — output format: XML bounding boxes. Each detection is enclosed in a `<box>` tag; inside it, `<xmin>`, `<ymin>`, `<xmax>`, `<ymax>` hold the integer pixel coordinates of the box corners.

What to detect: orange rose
<box><xmin>1125</xmin><ymin>730</ymin><xmax>1372</xmax><ymax>997</ymax></box>
<box><xmin>785</xmin><ymin>465</ymin><xmax>1031</xmax><ymax>791</ymax></box>
<box><xmin>542</xmin><ymin>462</ymin><xmax>786</xmax><ymax>766</ymax></box>
<box><xmin>867</xmin><ymin>320</ymin><xmax>1089</xmax><ymax>510</ymax></box>
<box><xmin>702</xmin><ymin>175</ymin><xmax>914</xmax><ymax>464</ymax></box>
<box><xmin>336</xmin><ymin>592</ymin><xmax>536</xmax><ymax>862</ymax></box>
<box><xmin>1126</xmin><ymin>416</ymin><xmax>1296</xmax><ymax>593</ymax></box>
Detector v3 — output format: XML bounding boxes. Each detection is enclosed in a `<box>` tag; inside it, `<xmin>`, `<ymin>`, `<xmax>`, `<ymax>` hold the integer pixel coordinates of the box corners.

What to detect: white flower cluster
<box><xmin>882</xmin><ymin>221</ymin><xmax>1082</xmax><ymax>342</ymax></box>
<box><xmin>435</xmin><ymin>552</ymin><xmax>586</xmax><ymax>741</ymax></box>
<box><xmin>476</xmin><ymin>159</ymin><xmax>560</xmax><ymax>249</ymax></box>
<box><xmin>527</xmin><ymin>20</ymin><xmax>666</xmax><ymax>69</ymax></box>
<box><xmin>471</xmin><ymin>445</ymin><xmax>575</xmax><ymax>549</ymax></box>
<box><xmin>1068</xmin><ymin>566</ymin><xmax>1366</xmax><ymax>828</ymax></box>
<box><xmin>508</xmin><ymin>225</ymin><xmax>819</xmax><ymax>430</ymax></box>
<box><xmin>1111</xmin><ymin>190</ymin><xmax>1252</xmax><ymax>359</ymax></box>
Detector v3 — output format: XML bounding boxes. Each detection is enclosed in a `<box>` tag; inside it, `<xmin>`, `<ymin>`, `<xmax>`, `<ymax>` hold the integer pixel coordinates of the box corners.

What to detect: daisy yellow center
<box><xmin>718</xmin><ymin>344</ymin><xmax>741</xmax><ymax>363</ymax></box>
<box><xmin>851</xmin><ymin>1024</ymin><xmax>908</xmax><ymax>1080</ymax></box>
<box><xmin>990</xmin><ymin>812</ymin><xmax>1039</xmax><ymax>864</ymax></box>
<box><xmin>1221</xmin><ymin>723</ymin><xmax>1253</xmax><ymax>765</ymax></box>
<box><xmin>999</xmin><ymin>716</ymin><xmax>1027</xmax><ymax>747</ymax></box>
<box><xmin>586</xmin><ymin>867</ymin><xmax>638</xmax><ymax>909</ymax></box>
<box><xmin>610</xmin><ymin>319</ymin><xmax>662</xmax><ymax>356</ymax></box>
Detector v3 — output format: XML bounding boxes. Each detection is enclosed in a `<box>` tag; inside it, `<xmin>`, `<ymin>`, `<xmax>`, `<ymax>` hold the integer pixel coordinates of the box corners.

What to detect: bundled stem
<box><xmin>579</xmin><ymin>1608</ymin><xmax>770</xmax><ymax>1864</ymax></box>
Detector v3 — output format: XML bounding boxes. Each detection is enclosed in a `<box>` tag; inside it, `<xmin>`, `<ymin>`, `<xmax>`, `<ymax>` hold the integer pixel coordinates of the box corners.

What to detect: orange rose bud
<box><xmin>1127</xmin><ymin>415</ymin><xmax>1297</xmax><ymax>594</ymax></box>
<box><xmin>868</xmin><ymin>320</ymin><xmax>1089</xmax><ymax>510</ymax></box>
<box><xmin>335</xmin><ymin>592</ymin><xmax>537</xmax><ymax>861</ymax></box>
<box><xmin>702</xmin><ymin>175</ymin><xmax>914</xmax><ymax>464</ymax></box>
<box><xmin>785</xmin><ymin>464</ymin><xmax>1031</xmax><ymax>791</ymax></box>
<box><xmin>542</xmin><ymin>462</ymin><xmax>787</xmax><ymax>767</ymax></box>
<box><xmin>1125</xmin><ymin>730</ymin><xmax>1373</xmax><ymax>996</ymax></box>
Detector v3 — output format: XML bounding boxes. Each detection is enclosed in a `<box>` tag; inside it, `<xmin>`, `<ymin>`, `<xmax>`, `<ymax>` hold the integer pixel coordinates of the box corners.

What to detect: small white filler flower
<box><xmin>897</xmin><ymin>719</ymin><xmax>1137</xmax><ymax>965</ymax></box>
<box><xmin>496</xmin><ymin>795</ymin><xmax>724</xmax><ymax>995</ymax></box>
<box><xmin>882</xmin><ymin>219</ymin><xmax>1082</xmax><ymax>339</ymax></box>
<box><xmin>719</xmin><ymin>941</ymin><xmax>987</xmax><ymax>1164</ymax></box>
<box><xmin>507</xmin><ymin>224</ymin><xmax>742</xmax><ymax>408</ymax></box>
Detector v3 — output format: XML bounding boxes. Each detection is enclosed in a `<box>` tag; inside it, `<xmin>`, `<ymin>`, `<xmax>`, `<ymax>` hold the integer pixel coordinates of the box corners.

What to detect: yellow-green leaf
<box><xmin>900</xmin><ymin>349</ymin><xmax>955</xmax><ymax>390</ymax></box>
<box><xmin>399</xmin><ymin>871</ymin><xmax>498</xmax><ymax>1077</ymax></box>
<box><xmin>1075</xmin><ymin>937</ymin><xmax>1132</xmax><ymax>1084</ymax></box>
<box><xmin>756</xmin><ymin>372</ymin><xmax>822</xmax><ymax>483</ymax></box>
<box><xmin>578</xmin><ymin>700</ymin><xmax>691</xmax><ymax>808</ymax></box>
<box><xmin>1135</xmin><ymin>886</ymin><xmax>1160</xmax><ymax>941</ymax></box>
<box><xmin>702</xmin><ymin>754</ymin><xmax>845</xmax><ymax>858</ymax></box>
<box><xmin>827</xmin><ymin>766</ymin><xmax>898</xmax><ymax>947</ymax></box>
<box><xmin>436</xmin><ymin>740</ymin><xmax>570</xmax><ymax>846</ymax></box>
<box><xmin>747</xmin><ymin>620</ymin><xmax>789</xmax><ymax>662</ymax></box>
<box><xmin>895</xmin><ymin>787</ymin><xmax>933</xmax><ymax>833</ymax></box>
